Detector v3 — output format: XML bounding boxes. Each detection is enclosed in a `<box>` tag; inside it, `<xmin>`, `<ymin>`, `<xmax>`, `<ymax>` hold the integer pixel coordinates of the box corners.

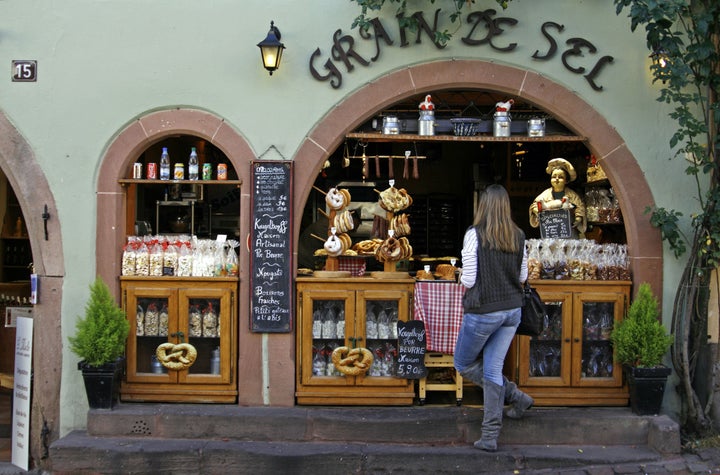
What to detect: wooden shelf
<box><xmin>346</xmin><ymin>132</ymin><xmax>587</xmax><ymax>143</ymax></box>
<box><xmin>119</xmin><ymin>179</ymin><xmax>242</xmax><ymax>186</ymax></box>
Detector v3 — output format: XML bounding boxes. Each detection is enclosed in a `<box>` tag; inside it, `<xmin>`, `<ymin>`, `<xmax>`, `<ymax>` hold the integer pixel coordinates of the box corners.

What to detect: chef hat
<box><xmin>546</xmin><ymin>158</ymin><xmax>577</xmax><ymax>182</ymax></box>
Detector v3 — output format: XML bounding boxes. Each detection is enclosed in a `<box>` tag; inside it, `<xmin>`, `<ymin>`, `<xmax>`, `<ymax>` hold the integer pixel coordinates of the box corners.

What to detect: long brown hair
<box><xmin>473</xmin><ymin>184</ymin><xmax>520</xmax><ymax>253</ymax></box>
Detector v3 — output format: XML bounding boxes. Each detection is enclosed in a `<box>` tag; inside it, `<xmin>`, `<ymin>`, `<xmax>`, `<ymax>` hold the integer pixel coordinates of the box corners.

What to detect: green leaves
<box><xmin>68</xmin><ymin>277</ymin><xmax>129</xmax><ymax>368</ymax></box>
<box><xmin>350</xmin><ymin>0</ymin><xmax>508</xmax><ymax>42</ymax></box>
<box><xmin>611</xmin><ymin>283</ymin><xmax>673</xmax><ymax>368</ymax></box>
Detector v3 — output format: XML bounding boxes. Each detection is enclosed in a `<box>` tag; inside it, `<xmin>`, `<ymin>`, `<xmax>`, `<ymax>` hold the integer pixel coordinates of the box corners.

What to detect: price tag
<box><xmin>12</xmin><ymin>60</ymin><xmax>37</xmax><ymax>82</ymax></box>
<box><xmin>396</xmin><ymin>320</ymin><xmax>427</xmax><ymax>379</ymax></box>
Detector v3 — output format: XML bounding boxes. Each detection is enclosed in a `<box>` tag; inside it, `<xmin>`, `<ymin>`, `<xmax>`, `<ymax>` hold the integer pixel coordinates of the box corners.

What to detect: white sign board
<box><xmin>12</xmin><ymin>316</ymin><xmax>32</xmax><ymax>470</ymax></box>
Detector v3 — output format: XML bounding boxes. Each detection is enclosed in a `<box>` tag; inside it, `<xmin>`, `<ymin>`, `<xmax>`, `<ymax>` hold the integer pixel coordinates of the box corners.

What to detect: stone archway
<box><xmin>96</xmin><ymin>108</ymin><xmax>298</xmax><ymax>406</ymax></box>
<box><xmin>293</xmin><ymin>59</ymin><xmax>662</xmax><ymax>296</ymax></box>
<box><xmin>0</xmin><ymin>112</ymin><xmax>63</xmax><ymax>469</ymax></box>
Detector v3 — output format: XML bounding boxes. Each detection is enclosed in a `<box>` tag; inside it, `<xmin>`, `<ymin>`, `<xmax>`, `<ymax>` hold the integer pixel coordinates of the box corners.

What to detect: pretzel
<box><xmin>324</xmin><ymin>234</ymin><xmax>344</xmax><ymax>256</ymax></box>
<box><xmin>353</xmin><ymin>239</ymin><xmax>382</xmax><ymax>255</ymax></box>
<box><xmin>156</xmin><ymin>342</ymin><xmax>198</xmax><ymax>371</ymax></box>
<box><xmin>378</xmin><ymin>187</ymin><xmax>413</xmax><ymax>212</ymax></box>
<box><xmin>326</xmin><ymin>187</ymin><xmax>351</xmax><ymax>211</ymax></box>
<box><xmin>331</xmin><ymin>346</ymin><xmax>374</xmax><ymax>376</ymax></box>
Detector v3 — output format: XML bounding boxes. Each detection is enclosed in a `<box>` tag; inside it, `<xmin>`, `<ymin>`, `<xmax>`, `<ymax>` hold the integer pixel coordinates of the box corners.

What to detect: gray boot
<box><xmin>474</xmin><ymin>380</ymin><xmax>505</xmax><ymax>452</ymax></box>
<box><xmin>503</xmin><ymin>379</ymin><xmax>534</xmax><ymax>419</ymax></box>
<box><xmin>459</xmin><ymin>364</ymin><xmax>533</xmax><ymax>419</ymax></box>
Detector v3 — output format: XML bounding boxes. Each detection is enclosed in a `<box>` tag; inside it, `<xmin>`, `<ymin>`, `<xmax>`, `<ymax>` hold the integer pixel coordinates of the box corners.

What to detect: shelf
<box><xmin>119</xmin><ymin>179</ymin><xmax>242</xmax><ymax>186</ymax></box>
<box><xmin>346</xmin><ymin>132</ymin><xmax>587</xmax><ymax>143</ymax></box>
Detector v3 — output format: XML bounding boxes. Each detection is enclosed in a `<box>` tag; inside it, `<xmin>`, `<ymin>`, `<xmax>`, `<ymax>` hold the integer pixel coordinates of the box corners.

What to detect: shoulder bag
<box><xmin>518</xmin><ymin>282</ymin><xmax>547</xmax><ymax>336</ymax></box>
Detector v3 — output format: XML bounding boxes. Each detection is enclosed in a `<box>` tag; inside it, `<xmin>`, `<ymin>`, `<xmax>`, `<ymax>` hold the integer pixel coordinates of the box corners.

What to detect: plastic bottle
<box><xmin>188</xmin><ymin>147</ymin><xmax>199</xmax><ymax>180</ymax></box>
<box><xmin>159</xmin><ymin>147</ymin><xmax>171</xmax><ymax>181</ymax></box>
<box><xmin>210</xmin><ymin>347</ymin><xmax>220</xmax><ymax>374</ymax></box>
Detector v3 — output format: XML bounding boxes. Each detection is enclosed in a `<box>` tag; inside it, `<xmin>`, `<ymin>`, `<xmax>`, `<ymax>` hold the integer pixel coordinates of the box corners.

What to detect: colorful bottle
<box><xmin>188</xmin><ymin>147</ymin><xmax>199</xmax><ymax>180</ymax></box>
<box><xmin>159</xmin><ymin>147</ymin><xmax>171</xmax><ymax>181</ymax></box>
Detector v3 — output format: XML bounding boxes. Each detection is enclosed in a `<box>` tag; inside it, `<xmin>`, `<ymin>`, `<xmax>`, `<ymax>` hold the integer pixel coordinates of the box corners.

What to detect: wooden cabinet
<box><xmin>120</xmin><ymin>277</ymin><xmax>238</xmax><ymax>402</ymax></box>
<box><xmin>0</xmin><ymin>186</ymin><xmax>31</xmax><ymax>282</ymax></box>
<box><xmin>514</xmin><ymin>280</ymin><xmax>631</xmax><ymax>406</ymax></box>
<box><xmin>296</xmin><ymin>277</ymin><xmax>415</xmax><ymax>405</ymax></box>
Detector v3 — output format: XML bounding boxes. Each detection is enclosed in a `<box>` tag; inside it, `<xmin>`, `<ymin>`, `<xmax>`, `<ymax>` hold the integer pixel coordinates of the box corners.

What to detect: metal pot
<box><xmin>528</xmin><ymin>118</ymin><xmax>546</xmax><ymax>137</ymax></box>
<box><xmin>382</xmin><ymin>116</ymin><xmax>400</xmax><ymax>135</ymax></box>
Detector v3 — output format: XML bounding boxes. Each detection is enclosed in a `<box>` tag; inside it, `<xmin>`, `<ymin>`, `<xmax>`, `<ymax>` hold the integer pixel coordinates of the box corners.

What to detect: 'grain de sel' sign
<box><xmin>250</xmin><ymin>161</ymin><xmax>293</xmax><ymax>332</ymax></box>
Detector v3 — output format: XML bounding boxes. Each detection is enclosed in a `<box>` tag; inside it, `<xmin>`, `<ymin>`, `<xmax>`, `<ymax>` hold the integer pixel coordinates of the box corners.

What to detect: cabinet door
<box><xmin>518</xmin><ymin>291</ymin><xmax>573</xmax><ymax>387</ymax></box>
<box><xmin>177</xmin><ymin>286</ymin><xmax>234</xmax><ymax>384</ymax></box>
<box><xmin>298</xmin><ymin>289</ymin><xmax>355</xmax><ymax>387</ymax></box>
<box><xmin>355</xmin><ymin>288</ymin><xmax>409</xmax><ymax>386</ymax></box>
<box><xmin>572</xmin><ymin>291</ymin><xmax>625</xmax><ymax>387</ymax></box>
<box><xmin>125</xmin><ymin>285</ymin><xmax>179</xmax><ymax>383</ymax></box>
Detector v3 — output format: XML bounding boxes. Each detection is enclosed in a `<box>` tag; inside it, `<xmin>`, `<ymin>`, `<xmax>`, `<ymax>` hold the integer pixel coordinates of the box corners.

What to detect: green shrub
<box><xmin>68</xmin><ymin>277</ymin><xmax>129</xmax><ymax>367</ymax></box>
<box><xmin>611</xmin><ymin>282</ymin><xmax>673</xmax><ymax>368</ymax></box>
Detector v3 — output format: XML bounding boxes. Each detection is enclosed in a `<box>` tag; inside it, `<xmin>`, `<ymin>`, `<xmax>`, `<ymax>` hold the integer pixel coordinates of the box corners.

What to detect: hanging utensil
<box><xmin>342</xmin><ymin>141</ymin><xmax>350</xmax><ymax>168</ymax></box>
<box><xmin>375</xmin><ymin>155</ymin><xmax>381</xmax><ymax>177</ymax></box>
<box><xmin>403</xmin><ymin>150</ymin><xmax>410</xmax><ymax>179</ymax></box>
<box><xmin>388</xmin><ymin>156</ymin><xmax>394</xmax><ymax>179</ymax></box>
<box><xmin>412</xmin><ymin>143</ymin><xmax>420</xmax><ymax>179</ymax></box>
<box><xmin>361</xmin><ymin>143</ymin><xmax>369</xmax><ymax>179</ymax></box>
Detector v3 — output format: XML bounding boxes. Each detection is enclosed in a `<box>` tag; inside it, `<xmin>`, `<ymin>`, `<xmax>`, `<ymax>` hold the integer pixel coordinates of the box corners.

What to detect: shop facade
<box><xmin>0</xmin><ymin>0</ymin><xmax>702</xmax><ymax>469</ymax></box>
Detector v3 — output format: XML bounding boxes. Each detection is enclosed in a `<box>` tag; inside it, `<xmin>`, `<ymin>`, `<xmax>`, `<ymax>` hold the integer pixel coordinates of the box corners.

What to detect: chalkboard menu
<box><xmin>539</xmin><ymin>209</ymin><xmax>573</xmax><ymax>239</ymax></box>
<box><xmin>396</xmin><ymin>320</ymin><xmax>428</xmax><ymax>379</ymax></box>
<box><xmin>250</xmin><ymin>161</ymin><xmax>293</xmax><ymax>332</ymax></box>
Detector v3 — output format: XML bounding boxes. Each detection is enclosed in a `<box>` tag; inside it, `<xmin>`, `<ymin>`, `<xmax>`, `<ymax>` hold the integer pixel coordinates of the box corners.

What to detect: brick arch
<box><xmin>96</xmin><ymin>109</ymin><xmax>293</xmax><ymax>406</ymax></box>
<box><xmin>294</xmin><ymin>60</ymin><xmax>662</xmax><ymax>294</ymax></box>
<box><xmin>96</xmin><ymin>109</ymin><xmax>255</xmax><ymax>293</ymax></box>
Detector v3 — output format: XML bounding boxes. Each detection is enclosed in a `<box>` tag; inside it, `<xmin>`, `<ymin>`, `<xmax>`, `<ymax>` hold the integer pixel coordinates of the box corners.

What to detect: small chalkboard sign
<box><xmin>539</xmin><ymin>209</ymin><xmax>573</xmax><ymax>239</ymax></box>
<box><xmin>396</xmin><ymin>320</ymin><xmax>428</xmax><ymax>379</ymax></box>
<box><xmin>250</xmin><ymin>161</ymin><xmax>293</xmax><ymax>332</ymax></box>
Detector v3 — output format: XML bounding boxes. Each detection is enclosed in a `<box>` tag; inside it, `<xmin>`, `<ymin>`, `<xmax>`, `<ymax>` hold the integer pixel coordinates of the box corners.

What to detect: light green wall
<box><xmin>0</xmin><ymin>0</ymin><xmax>697</xmax><ymax>431</ymax></box>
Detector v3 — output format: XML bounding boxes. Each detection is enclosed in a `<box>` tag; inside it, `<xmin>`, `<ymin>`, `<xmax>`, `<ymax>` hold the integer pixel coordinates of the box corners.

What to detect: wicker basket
<box><xmin>449</xmin><ymin>118</ymin><xmax>481</xmax><ymax>136</ymax></box>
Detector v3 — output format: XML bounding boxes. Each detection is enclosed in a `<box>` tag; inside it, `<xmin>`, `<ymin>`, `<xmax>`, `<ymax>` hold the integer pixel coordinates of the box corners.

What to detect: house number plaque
<box><xmin>12</xmin><ymin>60</ymin><xmax>37</xmax><ymax>82</ymax></box>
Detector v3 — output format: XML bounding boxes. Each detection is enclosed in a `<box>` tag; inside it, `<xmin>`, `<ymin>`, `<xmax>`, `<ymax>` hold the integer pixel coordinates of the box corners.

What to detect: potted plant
<box><xmin>68</xmin><ymin>277</ymin><xmax>129</xmax><ymax>409</ymax></box>
<box><xmin>611</xmin><ymin>282</ymin><xmax>673</xmax><ymax>415</ymax></box>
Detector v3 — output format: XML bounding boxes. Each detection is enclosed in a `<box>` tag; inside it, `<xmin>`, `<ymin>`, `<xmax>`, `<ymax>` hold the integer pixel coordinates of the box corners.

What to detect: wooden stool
<box><xmin>0</xmin><ymin>373</ymin><xmax>12</xmax><ymax>390</ymax></box>
<box><xmin>418</xmin><ymin>353</ymin><xmax>463</xmax><ymax>405</ymax></box>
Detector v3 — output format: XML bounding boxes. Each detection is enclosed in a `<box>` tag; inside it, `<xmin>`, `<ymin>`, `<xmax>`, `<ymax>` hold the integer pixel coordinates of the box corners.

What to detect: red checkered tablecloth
<box><xmin>413</xmin><ymin>281</ymin><xmax>465</xmax><ymax>354</ymax></box>
<box><xmin>325</xmin><ymin>256</ymin><xmax>367</xmax><ymax>276</ymax></box>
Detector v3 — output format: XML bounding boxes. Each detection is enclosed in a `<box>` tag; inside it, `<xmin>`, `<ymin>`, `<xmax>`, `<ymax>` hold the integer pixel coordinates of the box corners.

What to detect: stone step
<box><xmin>49</xmin><ymin>432</ymin><xmax>666</xmax><ymax>475</ymax></box>
<box><xmin>48</xmin><ymin>404</ymin><xmax>681</xmax><ymax>474</ymax></box>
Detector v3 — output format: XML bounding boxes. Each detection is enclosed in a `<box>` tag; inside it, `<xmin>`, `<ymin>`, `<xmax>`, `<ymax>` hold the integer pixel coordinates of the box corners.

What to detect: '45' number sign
<box><xmin>12</xmin><ymin>60</ymin><xmax>37</xmax><ymax>82</ymax></box>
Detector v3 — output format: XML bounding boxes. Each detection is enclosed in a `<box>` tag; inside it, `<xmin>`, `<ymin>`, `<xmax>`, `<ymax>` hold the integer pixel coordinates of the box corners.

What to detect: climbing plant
<box><xmin>613</xmin><ymin>0</ymin><xmax>720</xmax><ymax>437</ymax></box>
<box><xmin>349</xmin><ymin>0</ymin><xmax>720</xmax><ymax>436</ymax></box>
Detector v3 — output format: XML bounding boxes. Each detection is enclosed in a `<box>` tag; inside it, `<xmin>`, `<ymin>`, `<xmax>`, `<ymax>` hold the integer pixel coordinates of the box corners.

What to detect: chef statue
<box><xmin>529</xmin><ymin>158</ymin><xmax>586</xmax><ymax>237</ymax></box>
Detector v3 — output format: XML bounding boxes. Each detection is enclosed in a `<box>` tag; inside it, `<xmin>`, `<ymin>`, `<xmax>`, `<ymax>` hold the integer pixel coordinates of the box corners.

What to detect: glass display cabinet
<box><xmin>120</xmin><ymin>277</ymin><xmax>238</xmax><ymax>402</ymax></box>
<box><xmin>516</xmin><ymin>280</ymin><xmax>631</xmax><ymax>406</ymax></box>
<box><xmin>296</xmin><ymin>277</ymin><xmax>415</xmax><ymax>405</ymax></box>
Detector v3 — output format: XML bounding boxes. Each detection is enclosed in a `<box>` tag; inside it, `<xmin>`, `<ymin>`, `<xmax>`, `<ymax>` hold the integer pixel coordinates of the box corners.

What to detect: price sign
<box><xmin>396</xmin><ymin>320</ymin><xmax>427</xmax><ymax>379</ymax></box>
<box><xmin>250</xmin><ymin>161</ymin><xmax>293</xmax><ymax>332</ymax></box>
<box><xmin>539</xmin><ymin>208</ymin><xmax>573</xmax><ymax>239</ymax></box>
<box><xmin>12</xmin><ymin>60</ymin><xmax>37</xmax><ymax>82</ymax></box>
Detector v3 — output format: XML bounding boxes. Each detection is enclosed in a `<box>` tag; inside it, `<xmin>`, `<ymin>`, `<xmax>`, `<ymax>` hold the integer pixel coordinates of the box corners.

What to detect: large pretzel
<box><xmin>156</xmin><ymin>342</ymin><xmax>198</xmax><ymax>371</ymax></box>
<box><xmin>331</xmin><ymin>346</ymin><xmax>374</xmax><ymax>376</ymax></box>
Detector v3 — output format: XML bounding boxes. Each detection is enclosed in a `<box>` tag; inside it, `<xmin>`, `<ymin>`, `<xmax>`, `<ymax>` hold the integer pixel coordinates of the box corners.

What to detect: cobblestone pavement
<box><xmin>514</xmin><ymin>447</ymin><xmax>720</xmax><ymax>475</ymax></box>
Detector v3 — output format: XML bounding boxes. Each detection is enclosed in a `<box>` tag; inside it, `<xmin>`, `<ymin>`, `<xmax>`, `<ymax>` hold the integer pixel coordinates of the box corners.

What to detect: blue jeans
<box><xmin>453</xmin><ymin>308</ymin><xmax>521</xmax><ymax>386</ymax></box>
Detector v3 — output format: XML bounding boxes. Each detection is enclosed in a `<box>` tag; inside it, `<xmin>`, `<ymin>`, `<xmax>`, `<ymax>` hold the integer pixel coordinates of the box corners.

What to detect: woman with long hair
<box><xmin>454</xmin><ymin>184</ymin><xmax>533</xmax><ymax>452</ymax></box>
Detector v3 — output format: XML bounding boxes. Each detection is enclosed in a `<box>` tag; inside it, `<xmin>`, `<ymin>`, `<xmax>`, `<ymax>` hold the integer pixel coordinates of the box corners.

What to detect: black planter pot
<box><xmin>625</xmin><ymin>365</ymin><xmax>671</xmax><ymax>416</ymax></box>
<box><xmin>78</xmin><ymin>358</ymin><xmax>124</xmax><ymax>409</ymax></box>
